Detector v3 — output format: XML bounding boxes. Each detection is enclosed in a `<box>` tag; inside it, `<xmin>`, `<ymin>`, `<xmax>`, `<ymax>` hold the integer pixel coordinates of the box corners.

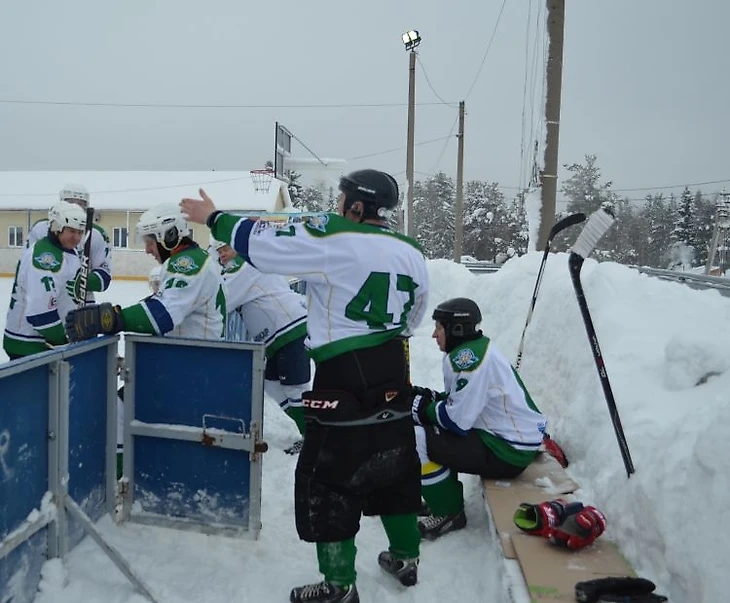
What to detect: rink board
<box><xmin>122</xmin><ymin>335</ymin><xmax>266</xmax><ymax>536</ymax></box>
<box><xmin>482</xmin><ymin>452</ymin><xmax>635</xmax><ymax>602</ymax></box>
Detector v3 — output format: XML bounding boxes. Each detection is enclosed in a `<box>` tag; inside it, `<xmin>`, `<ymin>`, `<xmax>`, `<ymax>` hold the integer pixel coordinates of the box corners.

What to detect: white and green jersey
<box><xmin>432</xmin><ymin>337</ymin><xmax>546</xmax><ymax>467</ymax></box>
<box><xmin>3</xmin><ymin>237</ymin><xmax>81</xmax><ymax>357</ymax></box>
<box><xmin>118</xmin><ymin>245</ymin><xmax>226</xmax><ymax>341</ymax></box>
<box><xmin>211</xmin><ymin>212</ymin><xmax>429</xmax><ymax>363</ymax></box>
<box><xmin>219</xmin><ymin>254</ymin><xmax>307</xmax><ymax>357</ymax></box>
<box><xmin>28</xmin><ymin>219</ymin><xmax>112</xmax><ymax>301</ymax></box>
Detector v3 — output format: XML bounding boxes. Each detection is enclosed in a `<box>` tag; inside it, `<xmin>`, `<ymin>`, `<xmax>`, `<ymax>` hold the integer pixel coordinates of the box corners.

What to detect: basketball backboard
<box><xmin>273</xmin><ymin>122</ymin><xmax>348</xmax><ymax>182</ymax></box>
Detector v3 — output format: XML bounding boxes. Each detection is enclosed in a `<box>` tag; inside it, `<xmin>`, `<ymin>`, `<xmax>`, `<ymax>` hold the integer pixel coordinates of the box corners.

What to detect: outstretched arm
<box><xmin>180</xmin><ymin>188</ymin><xmax>217</xmax><ymax>225</ymax></box>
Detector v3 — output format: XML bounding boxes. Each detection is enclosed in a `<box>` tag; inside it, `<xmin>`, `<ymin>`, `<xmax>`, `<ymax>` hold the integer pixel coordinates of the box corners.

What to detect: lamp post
<box><xmin>402</xmin><ymin>30</ymin><xmax>421</xmax><ymax>237</ymax></box>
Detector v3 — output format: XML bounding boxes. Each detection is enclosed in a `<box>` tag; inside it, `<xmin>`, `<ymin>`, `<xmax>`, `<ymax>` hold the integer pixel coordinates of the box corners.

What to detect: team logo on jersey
<box><xmin>34</xmin><ymin>252</ymin><xmax>60</xmax><ymax>270</ymax></box>
<box><xmin>305</xmin><ymin>214</ymin><xmax>329</xmax><ymax>233</ymax></box>
<box><xmin>455</xmin><ymin>378</ymin><xmax>468</xmax><ymax>392</ymax></box>
<box><xmin>170</xmin><ymin>256</ymin><xmax>197</xmax><ymax>273</ymax></box>
<box><xmin>48</xmin><ymin>296</ymin><xmax>57</xmax><ymax>309</ymax></box>
<box><xmin>453</xmin><ymin>348</ymin><xmax>479</xmax><ymax>370</ymax></box>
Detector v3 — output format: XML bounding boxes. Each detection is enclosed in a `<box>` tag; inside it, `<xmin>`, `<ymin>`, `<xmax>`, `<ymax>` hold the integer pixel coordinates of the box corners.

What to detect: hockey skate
<box><xmin>289</xmin><ymin>580</ymin><xmax>359</xmax><ymax>603</ymax></box>
<box><xmin>377</xmin><ymin>551</ymin><xmax>418</xmax><ymax>586</ymax></box>
<box><xmin>418</xmin><ymin>509</ymin><xmax>467</xmax><ymax>540</ymax></box>
<box><xmin>284</xmin><ymin>438</ymin><xmax>304</xmax><ymax>455</ymax></box>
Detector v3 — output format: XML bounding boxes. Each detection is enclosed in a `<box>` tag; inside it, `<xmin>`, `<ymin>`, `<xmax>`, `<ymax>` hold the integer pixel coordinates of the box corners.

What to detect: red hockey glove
<box><xmin>549</xmin><ymin>505</ymin><xmax>606</xmax><ymax>550</ymax></box>
<box><xmin>513</xmin><ymin>498</ymin><xmax>584</xmax><ymax>538</ymax></box>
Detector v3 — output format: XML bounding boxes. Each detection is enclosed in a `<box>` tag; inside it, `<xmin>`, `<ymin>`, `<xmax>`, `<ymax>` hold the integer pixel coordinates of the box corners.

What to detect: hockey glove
<box><xmin>575</xmin><ymin>576</ymin><xmax>657</xmax><ymax>603</ymax></box>
<box><xmin>513</xmin><ymin>498</ymin><xmax>584</xmax><ymax>538</ymax></box>
<box><xmin>65</xmin><ymin>303</ymin><xmax>125</xmax><ymax>342</ymax></box>
<box><xmin>65</xmin><ymin>269</ymin><xmax>103</xmax><ymax>304</ymax></box>
<box><xmin>410</xmin><ymin>386</ymin><xmax>435</xmax><ymax>426</ymax></box>
<box><xmin>549</xmin><ymin>505</ymin><xmax>606</xmax><ymax>550</ymax></box>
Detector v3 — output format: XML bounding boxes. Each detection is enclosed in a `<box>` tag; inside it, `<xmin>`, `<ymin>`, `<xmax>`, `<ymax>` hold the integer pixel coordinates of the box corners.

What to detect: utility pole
<box><xmin>705</xmin><ymin>191</ymin><xmax>730</xmax><ymax>275</ymax></box>
<box><xmin>453</xmin><ymin>101</ymin><xmax>465</xmax><ymax>262</ymax></box>
<box><xmin>538</xmin><ymin>0</ymin><xmax>565</xmax><ymax>250</ymax></box>
<box><xmin>405</xmin><ymin>49</ymin><xmax>417</xmax><ymax>237</ymax></box>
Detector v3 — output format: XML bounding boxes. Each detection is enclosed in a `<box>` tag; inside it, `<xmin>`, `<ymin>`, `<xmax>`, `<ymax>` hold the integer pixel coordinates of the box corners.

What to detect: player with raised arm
<box><xmin>64</xmin><ymin>203</ymin><xmax>226</xmax><ymax>342</ymax></box>
<box><xmin>27</xmin><ymin>184</ymin><xmax>112</xmax><ymax>304</ymax></box>
<box><xmin>3</xmin><ymin>202</ymin><xmax>87</xmax><ymax>359</ymax></box>
<box><xmin>181</xmin><ymin>169</ymin><xmax>429</xmax><ymax>603</ymax></box>
<box><xmin>210</xmin><ymin>239</ymin><xmax>310</xmax><ymax>453</ymax></box>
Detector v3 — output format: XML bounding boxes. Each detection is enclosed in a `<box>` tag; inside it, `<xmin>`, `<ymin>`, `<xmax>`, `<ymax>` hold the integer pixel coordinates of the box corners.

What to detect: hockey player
<box><xmin>27</xmin><ymin>184</ymin><xmax>112</xmax><ymax>304</ymax></box>
<box><xmin>410</xmin><ymin>297</ymin><xmax>547</xmax><ymax>540</ymax></box>
<box><xmin>3</xmin><ymin>201</ymin><xmax>87</xmax><ymax>359</ymax></box>
<box><xmin>211</xmin><ymin>239</ymin><xmax>310</xmax><ymax>453</ymax></box>
<box><xmin>64</xmin><ymin>203</ymin><xmax>226</xmax><ymax>342</ymax></box>
<box><xmin>181</xmin><ymin>169</ymin><xmax>429</xmax><ymax>603</ymax></box>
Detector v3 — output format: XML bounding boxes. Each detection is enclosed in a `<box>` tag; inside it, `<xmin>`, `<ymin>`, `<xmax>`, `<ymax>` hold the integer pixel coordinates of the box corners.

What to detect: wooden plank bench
<box><xmin>482</xmin><ymin>452</ymin><xmax>635</xmax><ymax>602</ymax></box>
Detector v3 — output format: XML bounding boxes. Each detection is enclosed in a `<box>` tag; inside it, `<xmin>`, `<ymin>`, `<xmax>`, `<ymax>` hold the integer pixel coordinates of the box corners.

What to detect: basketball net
<box><xmin>250</xmin><ymin>169</ymin><xmax>275</xmax><ymax>193</ymax></box>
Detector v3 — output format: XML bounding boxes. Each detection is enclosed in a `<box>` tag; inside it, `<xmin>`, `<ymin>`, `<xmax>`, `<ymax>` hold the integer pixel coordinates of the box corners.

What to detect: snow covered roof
<box><xmin>0</xmin><ymin>171</ymin><xmax>291</xmax><ymax>211</ymax></box>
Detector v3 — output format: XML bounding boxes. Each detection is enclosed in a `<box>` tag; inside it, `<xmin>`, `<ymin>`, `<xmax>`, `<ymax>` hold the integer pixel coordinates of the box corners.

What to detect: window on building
<box><xmin>113</xmin><ymin>227</ymin><xmax>128</xmax><ymax>248</ymax></box>
<box><xmin>8</xmin><ymin>226</ymin><xmax>23</xmax><ymax>248</ymax></box>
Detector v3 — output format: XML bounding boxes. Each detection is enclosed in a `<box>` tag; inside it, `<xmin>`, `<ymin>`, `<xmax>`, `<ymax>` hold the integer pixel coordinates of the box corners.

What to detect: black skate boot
<box><xmin>289</xmin><ymin>580</ymin><xmax>359</xmax><ymax>603</ymax></box>
<box><xmin>377</xmin><ymin>551</ymin><xmax>419</xmax><ymax>586</ymax></box>
<box><xmin>284</xmin><ymin>438</ymin><xmax>304</xmax><ymax>455</ymax></box>
<box><xmin>418</xmin><ymin>509</ymin><xmax>467</xmax><ymax>540</ymax></box>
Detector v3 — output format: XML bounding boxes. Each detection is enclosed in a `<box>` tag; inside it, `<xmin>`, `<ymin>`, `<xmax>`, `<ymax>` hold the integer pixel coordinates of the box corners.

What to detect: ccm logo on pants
<box><xmin>303</xmin><ymin>398</ymin><xmax>340</xmax><ymax>410</ymax></box>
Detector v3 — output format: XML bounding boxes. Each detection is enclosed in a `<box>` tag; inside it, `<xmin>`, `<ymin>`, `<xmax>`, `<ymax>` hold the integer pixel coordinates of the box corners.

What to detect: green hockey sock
<box><xmin>423</xmin><ymin>473</ymin><xmax>464</xmax><ymax>516</ymax></box>
<box><xmin>316</xmin><ymin>538</ymin><xmax>357</xmax><ymax>586</ymax></box>
<box><xmin>380</xmin><ymin>514</ymin><xmax>420</xmax><ymax>559</ymax></box>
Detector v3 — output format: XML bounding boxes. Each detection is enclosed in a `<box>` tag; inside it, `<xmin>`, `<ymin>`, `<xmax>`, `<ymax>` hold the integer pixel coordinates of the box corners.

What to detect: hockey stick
<box><xmin>568</xmin><ymin>206</ymin><xmax>635</xmax><ymax>478</ymax></box>
<box><xmin>514</xmin><ymin>212</ymin><xmax>586</xmax><ymax>370</ymax></box>
<box><xmin>76</xmin><ymin>207</ymin><xmax>95</xmax><ymax>305</ymax></box>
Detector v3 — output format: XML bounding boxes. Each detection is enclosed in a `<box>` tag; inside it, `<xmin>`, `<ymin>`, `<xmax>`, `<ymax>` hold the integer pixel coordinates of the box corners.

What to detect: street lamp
<box><xmin>402</xmin><ymin>30</ymin><xmax>421</xmax><ymax>237</ymax></box>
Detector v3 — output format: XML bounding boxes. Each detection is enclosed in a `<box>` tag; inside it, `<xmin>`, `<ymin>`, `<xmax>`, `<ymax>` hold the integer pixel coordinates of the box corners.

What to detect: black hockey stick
<box><xmin>76</xmin><ymin>207</ymin><xmax>95</xmax><ymax>305</ymax></box>
<box><xmin>568</xmin><ymin>206</ymin><xmax>635</xmax><ymax>478</ymax></box>
<box><xmin>514</xmin><ymin>212</ymin><xmax>586</xmax><ymax>370</ymax></box>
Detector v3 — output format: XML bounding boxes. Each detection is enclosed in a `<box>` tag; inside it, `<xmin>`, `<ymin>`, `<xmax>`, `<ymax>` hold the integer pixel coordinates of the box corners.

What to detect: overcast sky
<box><xmin>1</xmin><ymin>0</ymin><xmax>729</xmax><ymax>197</ymax></box>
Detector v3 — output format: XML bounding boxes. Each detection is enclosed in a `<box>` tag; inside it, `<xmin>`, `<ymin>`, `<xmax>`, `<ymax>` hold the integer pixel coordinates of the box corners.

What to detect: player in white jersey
<box><xmin>211</xmin><ymin>239</ymin><xmax>310</xmax><ymax>451</ymax></box>
<box><xmin>3</xmin><ymin>202</ymin><xmax>87</xmax><ymax>359</ymax></box>
<box><xmin>182</xmin><ymin>169</ymin><xmax>429</xmax><ymax>603</ymax></box>
<box><xmin>26</xmin><ymin>184</ymin><xmax>112</xmax><ymax>304</ymax></box>
<box><xmin>410</xmin><ymin>297</ymin><xmax>547</xmax><ymax>540</ymax></box>
<box><xmin>64</xmin><ymin>203</ymin><xmax>226</xmax><ymax>343</ymax></box>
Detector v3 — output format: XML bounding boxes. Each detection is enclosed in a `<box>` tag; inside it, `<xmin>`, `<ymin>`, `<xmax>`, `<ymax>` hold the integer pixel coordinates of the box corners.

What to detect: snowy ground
<box><xmin>2</xmin><ymin>253</ymin><xmax>729</xmax><ymax>603</ymax></box>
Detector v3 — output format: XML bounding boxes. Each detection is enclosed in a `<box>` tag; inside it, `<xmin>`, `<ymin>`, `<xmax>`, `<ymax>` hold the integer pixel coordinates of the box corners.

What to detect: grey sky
<box><xmin>1</xmin><ymin>0</ymin><xmax>729</xmax><ymax>198</ymax></box>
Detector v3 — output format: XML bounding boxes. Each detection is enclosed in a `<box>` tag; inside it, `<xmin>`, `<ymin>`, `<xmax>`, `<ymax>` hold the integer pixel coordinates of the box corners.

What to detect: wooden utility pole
<box><xmin>453</xmin><ymin>101</ymin><xmax>465</xmax><ymax>262</ymax></box>
<box><xmin>538</xmin><ymin>0</ymin><xmax>565</xmax><ymax>250</ymax></box>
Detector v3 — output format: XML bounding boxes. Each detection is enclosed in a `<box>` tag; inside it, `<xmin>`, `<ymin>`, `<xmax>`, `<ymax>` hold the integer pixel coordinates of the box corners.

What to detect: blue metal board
<box><xmin>0</xmin><ymin>363</ymin><xmax>50</xmax><ymax>603</ymax></box>
<box><xmin>131</xmin><ymin>339</ymin><xmax>258</xmax><ymax>527</ymax></box>
<box><xmin>66</xmin><ymin>344</ymin><xmax>110</xmax><ymax>547</ymax></box>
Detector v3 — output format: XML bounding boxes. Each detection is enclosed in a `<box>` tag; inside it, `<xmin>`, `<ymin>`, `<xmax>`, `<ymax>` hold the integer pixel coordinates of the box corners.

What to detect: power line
<box><xmin>347</xmin><ymin>135</ymin><xmax>454</xmax><ymax>161</ymax></box>
<box><xmin>611</xmin><ymin>179</ymin><xmax>730</xmax><ymax>192</ymax></box>
<box><xmin>463</xmin><ymin>0</ymin><xmax>509</xmax><ymax>100</ymax></box>
<box><xmin>416</xmin><ymin>56</ymin><xmax>459</xmax><ymax>108</ymax></box>
<box><xmin>428</xmin><ymin>114</ymin><xmax>460</xmax><ymax>175</ymax></box>
<box><xmin>0</xmin><ymin>98</ymin><xmax>456</xmax><ymax>110</ymax></box>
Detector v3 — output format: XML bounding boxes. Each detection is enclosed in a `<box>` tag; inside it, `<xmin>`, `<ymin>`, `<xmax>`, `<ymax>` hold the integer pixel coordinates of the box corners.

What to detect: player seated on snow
<box><xmin>410</xmin><ymin>297</ymin><xmax>547</xmax><ymax>541</ymax></box>
<box><xmin>64</xmin><ymin>203</ymin><xmax>227</xmax><ymax>343</ymax></box>
<box><xmin>26</xmin><ymin>184</ymin><xmax>112</xmax><ymax>304</ymax></box>
<box><xmin>210</xmin><ymin>238</ymin><xmax>310</xmax><ymax>454</ymax></box>
<box><xmin>3</xmin><ymin>201</ymin><xmax>88</xmax><ymax>360</ymax></box>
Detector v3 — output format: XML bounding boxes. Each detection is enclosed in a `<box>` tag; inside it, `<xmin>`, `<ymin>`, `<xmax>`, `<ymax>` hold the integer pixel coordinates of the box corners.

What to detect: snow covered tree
<box><xmin>413</xmin><ymin>172</ymin><xmax>455</xmax><ymax>259</ymax></box>
<box><xmin>561</xmin><ymin>154</ymin><xmax>615</xmax><ymax>215</ymax></box>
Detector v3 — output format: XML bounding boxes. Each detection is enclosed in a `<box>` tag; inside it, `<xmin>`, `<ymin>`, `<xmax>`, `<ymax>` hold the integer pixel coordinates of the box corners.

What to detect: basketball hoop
<box><xmin>250</xmin><ymin>169</ymin><xmax>275</xmax><ymax>193</ymax></box>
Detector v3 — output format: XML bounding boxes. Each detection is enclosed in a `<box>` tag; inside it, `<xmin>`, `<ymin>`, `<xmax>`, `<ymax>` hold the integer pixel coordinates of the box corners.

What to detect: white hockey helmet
<box><xmin>49</xmin><ymin>201</ymin><xmax>87</xmax><ymax>234</ymax></box>
<box><xmin>59</xmin><ymin>183</ymin><xmax>90</xmax><ymax>207</ymax></box>
<box><xmin>136</xmin><ymin>202</ymin><xmax>190</xmax><ymax>250</ymax></box>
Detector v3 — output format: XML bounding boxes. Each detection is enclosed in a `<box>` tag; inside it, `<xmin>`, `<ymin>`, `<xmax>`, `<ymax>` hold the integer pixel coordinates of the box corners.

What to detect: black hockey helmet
<box><xmin>339</xmin><ymin>169</ymin><xmax>399</xmax><ymax>220</ymax></box>
<box><xmin>432</xmin><ymin>297</ymin><xmax>483</xmax><ymax>351</ymax></box>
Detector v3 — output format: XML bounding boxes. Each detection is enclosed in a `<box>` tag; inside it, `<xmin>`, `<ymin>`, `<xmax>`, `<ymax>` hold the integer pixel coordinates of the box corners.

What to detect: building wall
<box><xmin>0</xmin><ymin>206</ymin><xmax>248</xmax><ymax>278</ymax></box>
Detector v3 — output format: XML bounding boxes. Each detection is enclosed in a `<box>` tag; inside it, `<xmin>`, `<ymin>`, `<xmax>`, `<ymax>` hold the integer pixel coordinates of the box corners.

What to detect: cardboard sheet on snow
<box><xmin>482</xmin><ymin>452</ymin><xmax>635</xmax><ymax>600</ymax></box>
